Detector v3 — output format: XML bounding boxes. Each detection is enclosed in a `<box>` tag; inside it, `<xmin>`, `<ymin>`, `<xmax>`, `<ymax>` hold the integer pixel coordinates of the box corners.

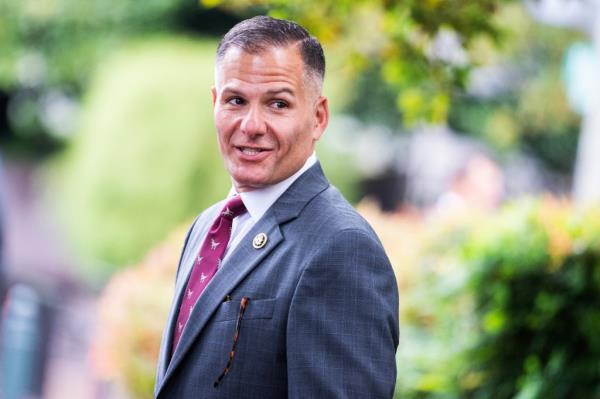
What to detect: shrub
<box><xmin>52</xmin><ymin>37</ymin><xmax>229</xmax><ymax>276</ymax></box>
<box><xmin>457</xmin><ymin>199</ymin><xmax>600</xmax><ymax>398</ymax></box>
<box><xmin>91</xmin><ymin>224</ymin><xmax>183</xmax><ymax>399</ymax></box>
<box><xmin>361</xmin><ymin>197</ymin><xmax>600</xmax><ymax>398</ymax></box>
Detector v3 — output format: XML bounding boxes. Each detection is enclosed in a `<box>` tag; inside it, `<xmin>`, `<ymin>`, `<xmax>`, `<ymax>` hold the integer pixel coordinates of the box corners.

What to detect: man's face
<box><xmin>212</xmin><ymin>45</ymin><xmax>328</xmax><ymax>192</ymax></box>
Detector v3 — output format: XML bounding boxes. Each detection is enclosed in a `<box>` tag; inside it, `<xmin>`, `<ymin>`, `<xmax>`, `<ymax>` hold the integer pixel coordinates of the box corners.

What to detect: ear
<box><xmin>211</xmin><ymin>86</ymin><xmax>217</xmax><ymax>109</ymax></box>
<box><xmin>312</xmin><ymin>96</ymin><xmax>329</xmax><ymax>141</ymax></box>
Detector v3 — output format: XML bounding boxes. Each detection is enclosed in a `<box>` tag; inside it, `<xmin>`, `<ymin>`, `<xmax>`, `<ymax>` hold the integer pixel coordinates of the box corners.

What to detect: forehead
<box><xmin>215</xmin><ymin>45</ymin><xmax>306</xmax><ymax>91</ymax></box>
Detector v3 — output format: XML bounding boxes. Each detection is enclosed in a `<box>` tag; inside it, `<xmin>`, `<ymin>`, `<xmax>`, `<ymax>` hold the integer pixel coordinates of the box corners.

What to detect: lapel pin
<box><xmin>252</xmin><ymin>233</ymin><xmax>268</xmax><ymax>249</ymax></box>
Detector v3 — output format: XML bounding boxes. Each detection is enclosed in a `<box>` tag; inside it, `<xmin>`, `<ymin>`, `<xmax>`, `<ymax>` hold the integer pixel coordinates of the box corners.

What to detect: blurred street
<box><xmin>2</xmin><ymin>159</ymin><xmax>120</xmax><ymax>398</ymax></box>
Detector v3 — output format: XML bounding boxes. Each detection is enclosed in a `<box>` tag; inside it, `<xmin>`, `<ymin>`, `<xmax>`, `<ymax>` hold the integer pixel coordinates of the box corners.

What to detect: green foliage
<box><xmin>0</xmin><ymin>0</ymin><xmax>242</xmax><ymax>156</ymax></box>
<box><xmin>51</xmin><ymin>37</ymin><xmax>230</xmax><ymax>275</ymax></box>
<box><xmin>317</xmin><ymin>142</ymin><xmax>361</xmax><ymax>203</ymax></box>
<box><xmin>459</xmin><ymin>201</ymin><xmax>600</xmax><ymax>398</ymax></box>
<box><xmin>93</xmin><ymin>225</ymin><xmax>188</xmax><ymax>399</ymax></box>
<box><xmin>0</xmin><ymin>0</ymin><xmax>187</xmax><ymax>87</ymax></box>
<box><xmin>394</xmin><ymin>198</ymin><xmax>600</xmax><ymax>398</ymax></box>
<box><xmin>448</xmin><ymin>5</ymin><xmax>581</xmax><ymax>169</ymax></box>
<box><xmin>338</xmin><ymin>3</ymin><xmax>580</xmax><ymax>172</ymax></box>
<box><xmin>204</xmin><ymin>0</ymin><xmax>514</xmax><ymax>125</ymax></box>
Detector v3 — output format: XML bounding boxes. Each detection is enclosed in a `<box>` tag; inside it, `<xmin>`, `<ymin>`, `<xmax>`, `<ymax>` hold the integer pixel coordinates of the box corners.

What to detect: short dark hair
<box><xmin>216</xmin><ymin>16</ymin><xmax>325</xmax><ymax>83</ymax></box>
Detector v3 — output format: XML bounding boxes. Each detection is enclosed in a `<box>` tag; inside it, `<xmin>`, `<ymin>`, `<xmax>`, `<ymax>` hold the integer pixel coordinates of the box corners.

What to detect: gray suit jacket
<box><xmin>155</xmin><ymin>163</ymin><xmax>399</xmax><ymax>398</ymax></box>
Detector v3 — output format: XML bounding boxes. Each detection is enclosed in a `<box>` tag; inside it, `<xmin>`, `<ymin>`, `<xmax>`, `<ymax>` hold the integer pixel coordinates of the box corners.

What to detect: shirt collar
<box><xmin>228</xmin><ymin>153</ymin><xmax>317</xmax><ymax>222</ymax></box>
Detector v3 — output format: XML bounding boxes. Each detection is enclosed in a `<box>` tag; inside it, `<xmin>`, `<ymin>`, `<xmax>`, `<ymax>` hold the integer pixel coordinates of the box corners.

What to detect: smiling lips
<box><xmin>236</xmin><ymin>146</ymin><xmax>272</xmax><ymax>159</ymax></box>
<box><xmin>240</xmin><ymin>147</ymin><xmax>264</xmax><ymax>155</ymax></box>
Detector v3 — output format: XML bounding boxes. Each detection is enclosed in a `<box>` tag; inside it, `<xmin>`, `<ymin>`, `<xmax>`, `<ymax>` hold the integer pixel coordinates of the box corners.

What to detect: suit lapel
<box><xmin>155</xmin><ymin>209</ymin><xmax>218</xmax><ymax>387</ymax></box>
<box><xmin>156</xmin><ymin>162</ymin><xmax>330</xmax><ymax>395</ymax></box>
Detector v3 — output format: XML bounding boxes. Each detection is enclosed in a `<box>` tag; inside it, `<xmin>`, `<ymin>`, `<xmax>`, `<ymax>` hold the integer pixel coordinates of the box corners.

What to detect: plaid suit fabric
<box><xmin>155</xmin><ymin>163</ymin><xmax>399</xmax><ymax>398</ymax></box>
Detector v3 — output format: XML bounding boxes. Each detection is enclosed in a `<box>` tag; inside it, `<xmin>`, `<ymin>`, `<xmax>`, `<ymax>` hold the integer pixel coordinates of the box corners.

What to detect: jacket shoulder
<box><xmin>305</xmin><ymin>185</ymin><xmax>380</xmax><ymax>238</ymax></box>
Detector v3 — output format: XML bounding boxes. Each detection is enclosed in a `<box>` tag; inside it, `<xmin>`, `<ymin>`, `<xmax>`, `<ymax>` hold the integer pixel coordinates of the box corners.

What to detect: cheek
<box><xmin>215</xmin><ymin>115</ymin><xmax>234</xmax><ymax>144</ymax></box>
<box><xmin>276</xmin><ymin>117</ymin><xmax>305</xmax><ymax>145</ymax></box>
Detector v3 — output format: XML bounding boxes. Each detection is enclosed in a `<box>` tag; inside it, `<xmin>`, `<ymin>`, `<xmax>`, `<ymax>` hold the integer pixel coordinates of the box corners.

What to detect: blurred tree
<box><xmin>49</xmin><ymin>37</ymin><xmax>230</xmax><ymax>276</ymax></box>
<box><xmin>0</xmin><ymin>0</ymin><xmax>241</xmax><ymax>88</ymax></box>
<box><xmin>0</xmin><ymin>0</ymin><xmax>241</xmax><ymax>155</ymax></box>
<box><xmin>449</xmin><ymin>4</ymin><xmax>581</xmax><ymax>175</ymax></box>
<box><xmin>336</xmin><ymin>3</ymin><xmax>581</xmax><ymax>178</ymax></box>
<box><xmin>203</xmin><ymin>0</ymin><xmax>515</xmax><ymax>125</ymax></box>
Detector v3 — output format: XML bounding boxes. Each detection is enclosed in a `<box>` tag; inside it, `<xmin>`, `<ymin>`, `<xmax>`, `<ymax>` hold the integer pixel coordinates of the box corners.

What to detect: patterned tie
<box><xmin>171</xmin><ymin>195</ymin><xmax>247</xmax><ymax>352</ymax></box>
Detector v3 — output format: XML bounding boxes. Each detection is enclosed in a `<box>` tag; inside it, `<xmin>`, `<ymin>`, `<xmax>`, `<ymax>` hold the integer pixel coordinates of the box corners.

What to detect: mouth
<box><xmin>236</xmin><ymin>146</ymin><xmax>272</xmax><ymax>155</ymax></box>
<box><xmin>239</xmin><ymin>146</ymin><xmax>264</xmax><ymax>154</ymax></box>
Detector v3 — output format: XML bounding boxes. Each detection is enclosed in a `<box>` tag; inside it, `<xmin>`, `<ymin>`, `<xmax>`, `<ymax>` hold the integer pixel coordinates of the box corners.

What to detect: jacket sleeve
<box><xmin>286</xmin><ymin>228</ymin><xmax>400</xmax><ymax>399</ymax></box>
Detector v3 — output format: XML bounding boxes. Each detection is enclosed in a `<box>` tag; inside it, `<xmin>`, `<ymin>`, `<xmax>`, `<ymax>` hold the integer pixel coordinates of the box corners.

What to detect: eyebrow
<box><xmin>220</xmin><ymin>86</ymin><xmax>295</xmax><ymax>97</ymax></box>
<box><xmin>265</xmin><ymin>88</ymin><xmax>295</xmax><ymax>97</ymax></box>
<box><xmin>220</xmin><ymin>87</ymin><xmax>243</xmax><ymax>96</ymax></box>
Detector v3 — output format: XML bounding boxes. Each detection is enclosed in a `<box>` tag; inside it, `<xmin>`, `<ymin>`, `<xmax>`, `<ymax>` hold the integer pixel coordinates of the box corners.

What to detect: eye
<box><xmin>227</xmin><ymin>97</ymin><xmax>245</xmax><ymax>106</ymax></box>
<box><xmin>271</xmin><ymin>100</ymin><xmax>288</xmax><ymax>109</ymax></box>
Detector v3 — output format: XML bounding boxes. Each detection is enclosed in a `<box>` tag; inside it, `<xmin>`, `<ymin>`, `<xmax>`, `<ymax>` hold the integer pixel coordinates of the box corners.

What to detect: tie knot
<box><xmin>221</xmin><ymin>195</ymin><xmax>246</xmax><ymax>219</ymax></box>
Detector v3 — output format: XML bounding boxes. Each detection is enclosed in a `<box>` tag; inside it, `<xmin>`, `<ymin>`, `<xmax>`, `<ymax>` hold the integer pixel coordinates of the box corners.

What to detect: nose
<box><xmin>240</xmin><ymin>105</ymin><xmax>265</xmax><ymax>137</ymax></box>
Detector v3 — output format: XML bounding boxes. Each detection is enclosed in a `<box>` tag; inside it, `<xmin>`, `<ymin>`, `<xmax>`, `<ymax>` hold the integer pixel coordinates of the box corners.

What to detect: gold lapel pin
<box><xmin>252</xmin><ymin>233</ymin><xmax>268</xmax><ymax>249</ymax></box>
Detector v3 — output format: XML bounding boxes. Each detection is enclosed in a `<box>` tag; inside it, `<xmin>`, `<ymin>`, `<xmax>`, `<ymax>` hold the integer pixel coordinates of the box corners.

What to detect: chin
<box><xmin>231</xmin><ymin>173</ymin><xmax>268</xmax><ymax>191</ymax></box>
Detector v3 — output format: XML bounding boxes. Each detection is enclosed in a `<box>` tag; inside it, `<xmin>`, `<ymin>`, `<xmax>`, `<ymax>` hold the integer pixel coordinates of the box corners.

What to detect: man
<box><xmin>155</xmin><ymin>16</ymin><xmax>399</xmax><ymax>398</ymax></box>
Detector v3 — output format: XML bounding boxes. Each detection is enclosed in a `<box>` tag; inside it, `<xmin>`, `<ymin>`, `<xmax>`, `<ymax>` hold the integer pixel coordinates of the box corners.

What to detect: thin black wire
<box><xmin>214</xmin><ymin>296</ymin><xmax>249</xmax><ymax>388</ymax></box>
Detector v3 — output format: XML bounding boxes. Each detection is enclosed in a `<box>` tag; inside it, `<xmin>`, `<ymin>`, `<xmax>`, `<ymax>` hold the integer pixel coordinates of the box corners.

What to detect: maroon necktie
<box><xmin>171</xmin><ymin>195</ymin><xmax>247</xmax><ymax>352</ymax></box>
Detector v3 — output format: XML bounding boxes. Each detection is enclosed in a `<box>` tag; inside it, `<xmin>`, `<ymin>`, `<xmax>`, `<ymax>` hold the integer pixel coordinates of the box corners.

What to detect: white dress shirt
<box><xmin>220</xmin><ymin>153</ymin><xmax>317</xmax><ymax>265</ymax></box>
